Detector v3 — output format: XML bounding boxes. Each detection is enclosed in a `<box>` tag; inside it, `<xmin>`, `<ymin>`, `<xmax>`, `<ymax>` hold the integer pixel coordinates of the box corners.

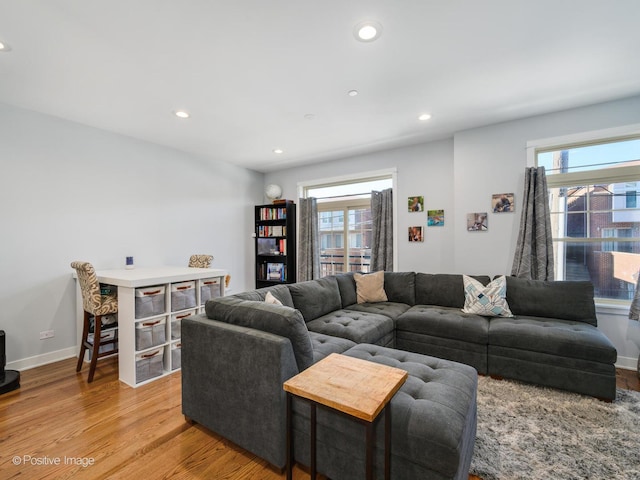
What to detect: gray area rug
<box><xmin>470</xmin><ymin>376</ymin><xmax>640</xmax><ymax>480</ymax></box>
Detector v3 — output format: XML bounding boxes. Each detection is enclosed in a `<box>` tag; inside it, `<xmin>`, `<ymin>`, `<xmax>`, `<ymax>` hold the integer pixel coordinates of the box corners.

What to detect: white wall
<box><xmin>266</xmin><ymin>94</ymin><xmax>640</xmax><ymax>369</ymax></box>
<box><xmin>0</xmin><ymin>103</ymin><xmax>263</xmax><ymax>368</ymax></box>
<box><xmin>265</xmin><ymin>139</ymin><xmax>456</xmax><ymax>274</ymax></box>
<box><xmin>452</xmin><ymin>95</ymin><xmax>640</xmax><ymax>369</ymax></box>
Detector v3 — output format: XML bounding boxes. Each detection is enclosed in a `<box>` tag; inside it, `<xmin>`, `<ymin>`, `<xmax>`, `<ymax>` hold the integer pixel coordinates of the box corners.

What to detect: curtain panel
<box><xmin>371</xmin><ymin>188</ymin><xmax>393</xmax><ymax>272</ymax></box>
<box><xmin>630</xmin><ymin>273</ymin><xmax>640</xmax><ymax>320</ymax></box>
<box><xmin>511</xmin><ymin>166</ymin><xmax>554</xmax><ymax>281</ymax></box>
<box><xmin>298</xmin><ymin>197</ymin><xmax>320</xmax><ymax>281</ymax></box>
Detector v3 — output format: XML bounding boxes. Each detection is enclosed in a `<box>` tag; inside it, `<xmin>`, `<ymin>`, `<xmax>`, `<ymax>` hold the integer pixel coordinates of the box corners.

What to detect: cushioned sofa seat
<box><xmin>395</xmin><ymin>306</ymin><xmax>490</xmax><ymax>374</ymax></box>
<box><xmin>345</xmin><ymin>301</ymin><xmax>412</xmax><ymax>319</ymax></box>
<box><xmin>488</xmin><ymin>316</ymin><xmax>618</xmax><ymax>399</ymax></box>
<box><xmin>489</xmin><ymin>316</ymin><xmax>617</xmax><ymax>363</ymax></box>
<box><xmin>306</xmin><ymin>309</ymin><xmax>395</xmax><ymax>347</ymax></box>
<box><xmin>309</xmin><ymin>331</ymin><xmax>356</xmax><ymax>363</ymax></box>
<box><xmin>291</xmin><ymin>344</ymin><xmax>477</xmax><ymax>480</ymax></box>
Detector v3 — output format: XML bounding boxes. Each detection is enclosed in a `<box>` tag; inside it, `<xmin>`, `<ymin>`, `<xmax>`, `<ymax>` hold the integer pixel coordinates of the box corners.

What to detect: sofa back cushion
<box><xmin>505</xmin><ymin>276</ymin><xmax>597</xmax><ymax>326</ymax></box>
<box><xmin>334</xmin><ymin>272</ymin><xmax>416</xmax><ymax>307</ymax></box>
<box><xmin>384</xmin><ymin>272</ymin><xmax>416</xmax><ymax>305</ymax></box>
<box><xmin>233</xmin><ymin>284</ymin><xmax>295</xmax><ymax>308</ymax></box>
<box><xmin>205</xmin><ymin>296</ymin><xmax>313</xmax><ymax>371</ymax></box>
<box><xmin>335</xmin><ymin>273</ymin><xmax>357</xmax><ymax>307</ymax></box>
<box><xmin>415</xmin><ymin>273</ymin><xmax>491</xmax><ymax>308</ymax></box>
<box><xmin>288</xmin><ymin>276</ymin><xmax>342</xmax><ymax>321</ymax></box>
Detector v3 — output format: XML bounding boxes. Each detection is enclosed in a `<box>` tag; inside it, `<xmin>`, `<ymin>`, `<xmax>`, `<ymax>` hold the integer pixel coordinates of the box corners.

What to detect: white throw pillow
<box><xmin>264</xmin><ymin>291</ymin><xmax>283</xmax><ymax>305</ymax></box>
<box><xmin>354</xmin><ymin>271</ymin><xmax>388</xmax><ymax>304</ymax></box>
<box><xmin>462</xmin><ymin>275</ymin><xmax>513</xmax><ymax>317</ymax></box>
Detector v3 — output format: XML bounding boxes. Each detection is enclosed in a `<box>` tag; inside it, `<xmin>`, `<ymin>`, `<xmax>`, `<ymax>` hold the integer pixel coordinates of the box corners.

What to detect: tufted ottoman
<box><xmin>290</xmin><ymin>343</ymin><xmax>478</xmax><ymax>480</ymax></box>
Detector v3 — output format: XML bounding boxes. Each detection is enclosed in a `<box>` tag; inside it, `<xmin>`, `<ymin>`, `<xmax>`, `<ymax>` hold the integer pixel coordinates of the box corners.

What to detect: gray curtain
<box><xmin>298</xmin><ymin>197</ymin><xmax>320</xmax><ymax>281</ymax></box>
<box><xmin>371</xmin><ymin>188</ymin><xmax>393</xmax><ymax>272</ymax></box>
<box><xmin>511</xmin><ymin>166</ymin><xmax>554</xmax><ymax>281</ymax></box>
<box><xmin>629</xmin><ymin>272</ymin><xmax>640</xmax><ymax>320</ymax></box>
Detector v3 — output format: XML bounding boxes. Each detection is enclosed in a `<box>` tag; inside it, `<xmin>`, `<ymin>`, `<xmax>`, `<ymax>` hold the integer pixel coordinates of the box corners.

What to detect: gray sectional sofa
<box><xmin>181</xmin><ymin>272</ymin><xmax>617</xmax><ymax>479</ymax></box>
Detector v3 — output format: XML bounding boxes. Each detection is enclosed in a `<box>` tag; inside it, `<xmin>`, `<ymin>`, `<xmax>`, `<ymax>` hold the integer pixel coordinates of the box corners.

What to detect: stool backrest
<box><xmin>71</xmin><ymin>261</ymin><xmax>102</xmax><ymax>315</ymax></box>
<box><xmin>188</xmin><ymin>255</ymin><xmax>213</xmax><ymax>268</ymax></box>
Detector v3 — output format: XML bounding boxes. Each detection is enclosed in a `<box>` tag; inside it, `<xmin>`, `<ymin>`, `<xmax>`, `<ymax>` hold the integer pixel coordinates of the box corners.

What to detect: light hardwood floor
<box><xmin>2</xmin><ymin>357</ymin><xmax>638</xmax><ymax>480</ymax></box>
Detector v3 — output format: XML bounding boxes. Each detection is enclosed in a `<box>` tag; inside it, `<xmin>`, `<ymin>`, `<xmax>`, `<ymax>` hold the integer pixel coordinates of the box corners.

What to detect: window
<box><xmin>535</xmin><ymin>133</ymin><xmax>640</xmax><ymax>302</ymax></box>
<box><xmin>301</xmin><ymin>173</ymin><xmax>394</xmax><ymax>277</ymax></box>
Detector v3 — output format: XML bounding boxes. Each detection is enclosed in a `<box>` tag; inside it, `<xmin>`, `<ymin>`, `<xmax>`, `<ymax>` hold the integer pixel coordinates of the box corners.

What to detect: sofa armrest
<box><xmin>181</xmin><ymin>314</ymin><xmax>299</xmax><ymax>468</ymax></box>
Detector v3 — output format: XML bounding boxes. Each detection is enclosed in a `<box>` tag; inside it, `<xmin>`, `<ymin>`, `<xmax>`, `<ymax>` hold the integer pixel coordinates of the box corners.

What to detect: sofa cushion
<box><xmin>334</xmin><ymin>272</ymin><xmax>357</xmax><ymax>307</ymax></box>
<box><xmin>505</xmin><ymin>276</ymin><xmax>597</xmax><ymax>326</ymax></box>
<box><xmin>346</xmin><ymin>301</ymin><xmax>411</xmax><ymax>319</ymax></box>
<box><xmin>396</xmin><ymin>305</ymin><xmax>490</xmax><ymax>344</ymax></box>
<box><xmin>335</xmin><ymin>272</ymin><xmax>416</xmax><ymax>307</ymax></box>
<box><xmin>354</xmin><ymin>271</ymin><xmax>388</xmax><ymax>303</ymax></box>
<box><xmin>384</xmin><ymin>271</ymin><xmax>416</xmax><ymax>305</ymax></box>
<box><xmin>309</xmin><ymin>332</ymin><xmax>356</xmax><ymax>363</ymax></box>
<box><xmin>488</xmin><ymin>316</ymin><xmax>617</xmax><ymax>364</ymax></box>
<box><xmin>306</xmin><ymin>309</ymin><xmax>394</xmax><ymax>345</ymax></box>
<box><xmin>204</xmin><ymin>296</ymin><xmax>313</xmax><ymax>371</ymax></box>
<box><xmin>341</xmin><ymin>344</ymin><xmax>478</xmax><ymax>479</ymax></box>
<box><xmin>462</xmin><ymin>275</ymin><xmax>513</xmax><ymax>317</ymax></box>
<box><xmin>288</xmin><ymin>276</ymin><xmax>342</xmax><ymax>321</ymax></box>
<box><xmin>415</xmin><ymin>273</ymin><xmax>491</xmax><ymax>308</ymax></box>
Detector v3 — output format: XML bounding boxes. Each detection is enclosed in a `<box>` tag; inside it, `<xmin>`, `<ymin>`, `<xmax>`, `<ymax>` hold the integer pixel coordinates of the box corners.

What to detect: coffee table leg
<box><xmin>385</xmin><ymin>404</ymin><xmax>391</xmax><ymax>480</ymax></box>
<box><xmin>286</xmin><ymin>393</ymin><xmax>293</xmax><ymax>480</ymax></box>
<box><xmin>310</xmin><ymin>402</ymin><xmax>317</xmax><ymax>480</ymax></box>
<box><xmin>366</xmin><ymin>420</ymin><xmax>374</xmax><ymax>480</ymax></box>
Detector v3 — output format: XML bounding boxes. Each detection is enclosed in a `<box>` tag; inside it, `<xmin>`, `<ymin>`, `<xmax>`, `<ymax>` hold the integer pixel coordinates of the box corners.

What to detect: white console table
<box><xmin>75</xmin><ymin>266</ymin><xmax>226</xmax><ymax>387</ymax></box>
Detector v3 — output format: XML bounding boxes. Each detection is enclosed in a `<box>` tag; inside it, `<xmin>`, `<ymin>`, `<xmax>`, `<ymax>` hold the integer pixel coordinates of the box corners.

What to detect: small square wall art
<box><xmin>467</xmin><ymin>212</ymin><xmax>488</xmax><ymax>231</ymax></box>
<box><xmin>427</xmin><ymin>209</ymin><xmax>445</xmax><ymax>226</ymax></box>
<box><xmin>408</xmin><ymin>196</ymin><xmax>424</xmax><ymax>212</ymax></box>
<box><xmin>409</xmin><ymin>226</ymin><xmax>424</xmax><ymax>242</ymax></box>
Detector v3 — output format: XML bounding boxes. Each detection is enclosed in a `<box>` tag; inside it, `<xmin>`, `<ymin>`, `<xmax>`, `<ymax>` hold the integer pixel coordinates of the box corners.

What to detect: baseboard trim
<box><xmin>616</xmin><ymin>355</ymin><xmax>638</xmax><ymax>371</ymax></box>
<box><xmin>7</xmin><ymin>347</ymin><xmax>77</xmax><ymax>372</ymax></box>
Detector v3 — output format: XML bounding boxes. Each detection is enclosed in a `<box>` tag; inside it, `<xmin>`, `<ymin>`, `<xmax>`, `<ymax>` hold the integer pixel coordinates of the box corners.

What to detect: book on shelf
<box><xmin>266</xmin><ymin>263</ymin><xmax>286</xmax><ymax>281</ymax></box>
<box><xmin>258</xmin><ymin>225</ymin><xmax>286</xmax><ymax>237</ymax></box>
<box><xmin>259</xmin><ymin>207</ymin><xmax>287</xmax><ymax>221</ymax></box>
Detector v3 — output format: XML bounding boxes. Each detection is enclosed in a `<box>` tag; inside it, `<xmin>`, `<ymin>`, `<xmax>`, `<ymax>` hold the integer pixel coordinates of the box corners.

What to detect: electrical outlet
<box><xmin>39</xmin><ymin>330</ymin><xmax>55</xmax><ymax>340</ymax></box>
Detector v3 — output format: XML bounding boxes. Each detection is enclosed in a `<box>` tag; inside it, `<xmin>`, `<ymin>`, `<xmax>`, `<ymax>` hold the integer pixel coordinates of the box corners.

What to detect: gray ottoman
<box><xmin>291</xmin><ymin>343</ymin><xmax>478</xmax><ymax>480</ymax></box>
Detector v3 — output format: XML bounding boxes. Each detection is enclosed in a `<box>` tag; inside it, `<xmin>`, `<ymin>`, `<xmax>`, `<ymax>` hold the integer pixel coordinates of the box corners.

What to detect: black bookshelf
<box><xmin>255</xmin><ymin>201</ymin><xmax>296</xmax><ymax>288</ymax></box>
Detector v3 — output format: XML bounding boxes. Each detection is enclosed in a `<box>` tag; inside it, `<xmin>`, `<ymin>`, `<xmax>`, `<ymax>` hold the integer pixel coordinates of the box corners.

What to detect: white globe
<box><xmin>265</xmin><ymin>184</ymin><xmax>282</xmax><ymax>200</ymax></box>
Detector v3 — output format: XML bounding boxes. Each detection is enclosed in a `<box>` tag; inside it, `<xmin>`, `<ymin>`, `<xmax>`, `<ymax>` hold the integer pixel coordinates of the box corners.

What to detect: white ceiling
<box><xmin>1</xmin><ymin>1</ymin><xmax>639</xmax><ymax>173</ymax></box>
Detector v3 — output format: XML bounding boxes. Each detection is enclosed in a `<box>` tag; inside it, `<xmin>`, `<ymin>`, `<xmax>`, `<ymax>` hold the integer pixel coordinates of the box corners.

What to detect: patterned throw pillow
<box><xmin>462</xmin><ymin>275</ymin><xmax>513</xmax><ymax>317</ymax></box>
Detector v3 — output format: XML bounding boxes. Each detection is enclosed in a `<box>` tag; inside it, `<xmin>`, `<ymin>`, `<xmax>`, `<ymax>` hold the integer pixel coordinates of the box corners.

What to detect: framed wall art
<box><xmin>492</xmin><ymin>193</ymin><xmax>515</xmax><ymax>213</ymax></box>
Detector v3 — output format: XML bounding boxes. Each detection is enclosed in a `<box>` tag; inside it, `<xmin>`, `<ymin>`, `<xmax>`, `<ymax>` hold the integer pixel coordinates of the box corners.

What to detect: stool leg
<box><xmin>76</xmin><ymin>311</ymin><xmax>90</xmax><ymax>373</ymax></box>
<box><xmin>87</xmin><ymin>314</ymin><xmax>102</xmax><ymax>383</ymax></box>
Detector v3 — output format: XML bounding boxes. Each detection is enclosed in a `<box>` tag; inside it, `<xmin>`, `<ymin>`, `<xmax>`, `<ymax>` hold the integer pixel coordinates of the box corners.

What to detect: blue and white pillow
<box><xmin>462</xmin><ymin>275</ymin><xmax>513</xmax><ymax>317</ymax></box>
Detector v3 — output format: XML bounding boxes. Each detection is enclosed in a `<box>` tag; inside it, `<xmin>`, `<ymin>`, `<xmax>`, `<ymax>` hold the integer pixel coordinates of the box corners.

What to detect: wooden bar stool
<box><xmin>71</xmin><ymin>261</ymin><xmax>119</xmax><ymax>383</ymax></box>
<box><xmin>188</xmin><ymin>255</ymin><xmax>213</xmax><ymax>268</ymax></box>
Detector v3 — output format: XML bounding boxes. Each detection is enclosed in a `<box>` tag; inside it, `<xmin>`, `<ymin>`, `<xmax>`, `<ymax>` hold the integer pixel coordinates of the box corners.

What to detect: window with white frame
<box><xmin>302</xmin><ymin>174</ymin><xmax>394</xmax><ymax>277</ymax></box>
<box><xmin>535</xmin><ymin>133</ymin><xmax>640</xmax><ymax>302</ymax></box>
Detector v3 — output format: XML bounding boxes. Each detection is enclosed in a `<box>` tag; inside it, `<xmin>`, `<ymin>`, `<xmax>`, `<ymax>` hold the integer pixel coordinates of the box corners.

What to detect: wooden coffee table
<box><xmin>283</xmin><ymin>353</ymin><xmax>408</xmax><ymax>480</ymax></box>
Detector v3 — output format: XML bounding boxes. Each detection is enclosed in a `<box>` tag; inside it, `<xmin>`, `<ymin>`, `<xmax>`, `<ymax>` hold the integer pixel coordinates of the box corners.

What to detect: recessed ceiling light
<box><xmin>354</xmin><ymin>21</ymin><xmax>382</xmax><ymax>42</ymax></box>
<box><xmin>0</xmin><ymin>41</ymin><xmax>11</xmax><ymax>52</ymax></box>
<box><xmin>273</xmin><ymin>148</ymin><xmax>284</xmax><ymax>154</ymax></box>
<box><xmin>174</xmin><ymin>110</ymin><xmax>190</xmax><ymax>119</ymax></box>
<box><xmin>347</xmin><ymin>90</ymin><xmax>359</xmax><ymax>97</ymax></box>
<box><xmin>418</xmin><ymin>113</ymin><xmax>432</xmax><ymax>121</ymax></box>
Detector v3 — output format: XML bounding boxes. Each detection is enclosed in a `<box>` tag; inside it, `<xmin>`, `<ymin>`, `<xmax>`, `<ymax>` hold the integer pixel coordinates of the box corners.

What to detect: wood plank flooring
<box><xmin>1</xmin><ymin>357</ymin><xmax>638</xmax><ymax>480</ymax></box>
